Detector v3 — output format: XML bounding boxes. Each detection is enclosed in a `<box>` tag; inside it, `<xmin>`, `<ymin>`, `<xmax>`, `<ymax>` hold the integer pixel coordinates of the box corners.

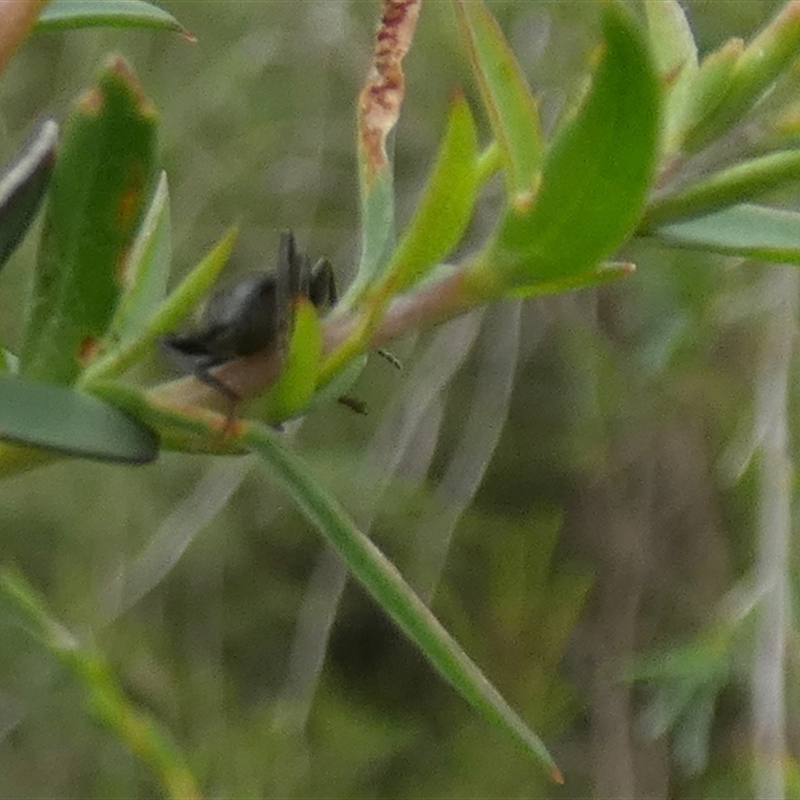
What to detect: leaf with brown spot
<box><xmin>345</xmin><ymin>0</ymin><xmax>421</xmax><ymax>305</ymax></box>
<box><xmin>357</xmin><ymin>0</ymin><xmax>420</xmax><ymax>185</ymax></box>
<box><xmin>21</xmin><ymin>55</ymin><xmax>157</xmax><ymax>384</ymax></box>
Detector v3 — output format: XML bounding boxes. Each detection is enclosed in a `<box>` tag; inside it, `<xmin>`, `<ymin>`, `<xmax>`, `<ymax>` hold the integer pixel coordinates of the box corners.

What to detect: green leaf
<box><xmin>508</xmin><ymin>260</ymin><xmax>636</xmax><ymax>298</ymax></box>
<box><xmin>21</xmin><ymin>56</ymin><xmax>157</xmax><ymax>384</ymax></box>
<box><xmin>259</xmin><ymin>297</ymin><xmax>323</xmax><ymax>422</ymax></box>
<box><xmin>0</xmin><ymin>119</ymin><xmax>58</xmax><ymax>272</ymax></box>
<box><xmin>644</xmin><ymin>0</ymin><xmax>698</xmax><ymax>84</ymax></box>
<box><xmin>470</xmin><ymin>4</ymin><xmax>660</xmax><ymax>295</ymax></box>
<box><xmin>378</xmin><ymin>93</ymin><xmax>479</xmax><ymax>295</ymax></box>
<box><xmin>241</xmin><ymin>420</ymin><xmax>563</xmax><ymax>783</ymax></box>
<box><xmin>651</xmin><ymin>203</ymin><xmax>800</xmax><ymax>264</ymax></box>
<box><xmin>643</xmin><ymin>0</ymin><xmax>698</xmax><ymax>156</ymax></box>
<box><xmin>685</xmin><ymin>3</ymin><xmax>800</xmax><ymax>151</ymax></box>
<box><xmin>91</xmin><ymin>381</ymin><xmax>244</xmax><ymax>455</ymax></box>
<box><xmin>455</xmin><ymin>0</ymin><xmax>543</xmax><ymax>206</ymax></box>
<box><xmin>105</xmin><ymin>171</ymin><xmax>171</xmax><ymax>345</ymax></box>
<box><xmin>36</xmin><ymin>0</ymin><xmax>188</xmax><ymax>35</ymax></box>
<box><xmin>0</xmin><ymin>373</ymin><xmax>158</xmax><ymax>463</ymax></box>
<box><xmin>678</xmin><ymin>38</ymin><xmax>741</xmax><ymax>153</ymax></box>
<box><xmin>79</xmin><ymin>225</ymin><xmax>238</xmax><ymax>387</ymax></box>
<box><xmin>341</xmin><ymin>157</ymin><xmax>395</xmax><ymax>308</ymax></box>
<box><xmin>644</xmin><ymin>150</ymin><xmax>800</xmax><ymax>226</ymax></box>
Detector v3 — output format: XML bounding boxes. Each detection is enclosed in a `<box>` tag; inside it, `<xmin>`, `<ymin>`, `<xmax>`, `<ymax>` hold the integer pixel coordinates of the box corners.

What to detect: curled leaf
<box><xmin>0</xmin><ymin>118</ymin><xmax>58</xmax><ymax>272</ymax></box>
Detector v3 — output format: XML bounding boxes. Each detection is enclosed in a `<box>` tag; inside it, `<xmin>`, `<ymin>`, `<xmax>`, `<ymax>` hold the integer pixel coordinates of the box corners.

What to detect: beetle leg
<box><xmin>337</xmin><ymin>395</ymin><xmax>368</xmax><ymax>415</ymax></box>
<box><xmin>194</xmin><ymin>360</ymin><xmax>240</xmax><ymax>403</ymax></box>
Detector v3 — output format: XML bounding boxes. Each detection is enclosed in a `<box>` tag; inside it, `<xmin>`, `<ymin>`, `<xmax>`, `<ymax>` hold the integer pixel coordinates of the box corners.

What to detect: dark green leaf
<box><xmin>107</xmin><ymin>171</ymin><xmax>171</xmax><ymax>345</ymax></box>
<box><xmin>471</xmin><ymin>4</ymin><xmax>660</xmax><ymax>294</ymax></box>
<box><xmin>0</xmin><ymin>119</ymin><xmax>57</xmax><ymax>272</ymax></box>
<box><xmin>36</xmin><ymin>0</ymin><xmax>188</xmax><ymax>36</ymax></box>
<box><xmin>21</xmin><ymin>56</ymin><xmax>157</xmax><ymax>384</ymax></box>
<box><xmin>0</xmin><ymin>374</ymin><xmax>157</xmax><ymax>463</ymax></box>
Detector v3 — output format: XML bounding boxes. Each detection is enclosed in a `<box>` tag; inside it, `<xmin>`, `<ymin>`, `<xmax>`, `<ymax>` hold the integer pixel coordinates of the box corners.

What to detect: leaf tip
<box><xmin>101</xmin><ymin>54</ymin><xmax>158</xmax><ymax>119</ymax></box>
<box><xmin>77</xmin><ymin>87</ymin><xmax>103</xmax><ymax>115</ymax></box>
<box><xmin>551</xmin><ymin>766</ymin><xmax>565</xmax><ymax>785</ymax></box>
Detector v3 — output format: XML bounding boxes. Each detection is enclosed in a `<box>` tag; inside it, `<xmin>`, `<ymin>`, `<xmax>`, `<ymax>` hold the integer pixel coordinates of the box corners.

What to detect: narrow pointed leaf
<box><xmin>260</xmin><ymin>297</ymin><xmax>322</xmax><ymax>422</ymax></box>
<box><xmin>455</xmin><ymin>0</ymin><xmax>543</xmax><ymax>205</ymax></box>
<box><xmin>644</xmin><ymin>150</ymin><xmax>800</xmax><ymax>226</ymax></box>
<box><xmin>36</xmin><ymin>0</ymin><xmax>188</xmax><ymax>35</ymax></box>
<box><xmin>80</xmin><ymin>225</ymin><xmax>238</xmax><ymax>386</ymax></box>
<box><xmin>107</xmin><ymin>171</ymin><xmax>171</xmax><ymax>344</ymax></box>
<box><xmin>21</xmin><ymin>57</ymin><xmax>157</xmax><ymax>384</ymax></box>
<box><xmin>472</xmin><ymin>4</ymin><xmax>659</xmax><ymax>293</ymax></box>
<box><xmin>0</xmin><ymin>119</ymin><xmax>57</xmax><ymax>272</ymax></box>
<box><xmin>643</xmin><ymin>0</ymin><xmax>698</xmax><ymax>155</ymax></box>
<box><xmin>644</xmin><ymin>0</ymin><xmax>697</xmax><ymax>81</ymax></box>
<box><xmin>0</xmin><ymin>374</ymin><xmax>157</xmax><ymax>463</ymax></box>
<box><xmin>650</xmin><ymin>203</ymin><xmax>800</xmax><ymax>263</ymax></box>
<box><xmin>347</xmin><ymin>167</ymin><xmax>395</xmax><ymax>304</ymax></box>
<box><xmin>685</xmin><ymin>1</ymin><xmax>800</xmax><ymax>151</ymax></box>
<box><xmin>241</xmin><ymin>420</ymin><xmax>562</xmax><ymax>782</ymax></box>
<box><xmin>507</xmin><ymin>260</ymin><xmax>636</xmax><ymax>298</ymax></box>
<box><xmin>679</xmin><ymin>38</ymin><xmax>742</xmax><ymax>152</ymax></box>
<box><xmin>378</xmin><ymin>93</ymin><xmax>478</xmax><ymax>295</ymax></box>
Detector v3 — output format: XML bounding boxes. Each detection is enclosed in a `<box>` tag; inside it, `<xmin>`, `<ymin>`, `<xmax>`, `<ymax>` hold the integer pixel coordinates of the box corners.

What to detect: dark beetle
<box><xmin>163</xmin><ymin>231</ymin><xmax>336</xmax><ymax>402</ymax></box>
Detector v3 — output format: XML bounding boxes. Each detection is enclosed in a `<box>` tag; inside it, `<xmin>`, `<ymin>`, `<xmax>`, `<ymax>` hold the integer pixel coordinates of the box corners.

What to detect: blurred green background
<box><xmin>0</xmin><ymin>1</ymin><xmax>794</xmax><ymax>797</ymax></box>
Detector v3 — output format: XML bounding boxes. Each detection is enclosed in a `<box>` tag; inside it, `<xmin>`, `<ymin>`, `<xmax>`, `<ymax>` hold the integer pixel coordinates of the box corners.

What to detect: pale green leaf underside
<box><xmin>652</xmin><ymin>203</ymin><xmax>800</xmax><ymax>263</ymax></box>
<box><xmin>36</xmin><ymin>0</ymin><xmax>185</xmax><ymax>33</ymax></box>
<box><xmin>0</xmin><ymin>374</ymin><xmax>158</xmax><ymax>463</ymax></box>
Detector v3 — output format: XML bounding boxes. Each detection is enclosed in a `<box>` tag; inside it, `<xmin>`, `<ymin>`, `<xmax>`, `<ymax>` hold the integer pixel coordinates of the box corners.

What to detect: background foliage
<box><xmin>0</xmin><ymin>1</ymin><xmax>796</xmax><ymax>797</ymax></box>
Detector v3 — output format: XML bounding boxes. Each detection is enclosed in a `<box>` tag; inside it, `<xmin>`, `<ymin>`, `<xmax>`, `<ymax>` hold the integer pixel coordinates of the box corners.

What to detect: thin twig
<box><xmin>752</xmin><ymin>267</ymin><xmax>797</xmax><ymax>800</ymax></box>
